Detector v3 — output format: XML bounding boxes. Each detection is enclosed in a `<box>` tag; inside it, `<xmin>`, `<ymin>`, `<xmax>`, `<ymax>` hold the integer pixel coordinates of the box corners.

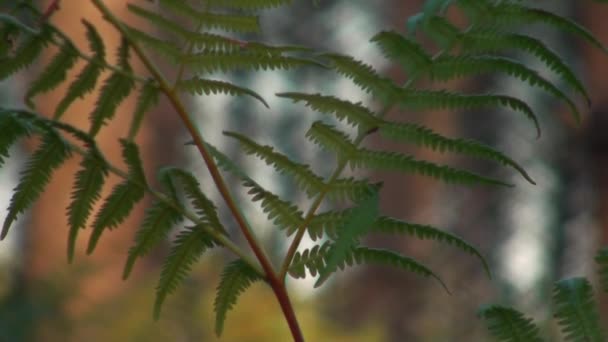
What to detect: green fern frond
<box><xmin>89</xmin><ymin>37</ymin><xmax>135</xmax><ymax>136</ymax></box>
<box><xmin>213</xmin><ymin>259</ymin><xmax>263</xmax><ymax>337</ymax></box>
<box><xmin>322</xmin><ymin>54</ymin><xmax>399</xmax><ymax>102</ymax></box>
<box><xmin>154</xmin><ymin>225</ymin><xmax>216</xmax><ymax>319</ymax></box>
<box><xmin>595</xmin><ymin>247</ymin><xmax>608</xmax><ymax>293</ymax></box>
<box><xmin>477</xmin><ymin>304</ymin><xmax>543</xmax><ymax>342</ymax></box>
<box><xmin>167</xmin><ymin>168</ymin><xmax>225</xmax><ymax>234</ymax></box>
<box><xmin>308</xmin><ymin>212</ymin><xmax>490</xmax><ymax>277</ymax></box>
<box><xmin>135</xmin><ymin>3</ymin><xmax>260</xmax><ymax>34</ymax></box>
<box><xmin>25</xmin><ymin>41</ymin><xmax>78</xmax><ymax>107</ymax></box>
<box><xmin>0</xmin><ymin>112</ymin><xmax>32</xmax><ymax>167</ymax></box>
<box><xmin>325</xmin><ymin>177</ymin><xmax>381</xmax><ymax>203</ymax></box>
<box><xmin>371</xmin><ymin>30</ymin><xmax>432</xmax><ymax>77</ymax></box>
<box><xmin>553</xmin><ymin>278</ymin><xmax>605</xmax><ymax>341</ymax></box>
<box><xmin>0</xmin><ymin>24</ymin><xmax>51</xmax><ymax>80</ymax></box>
<box><xmin>124</xmin><ymin>24</ymin><xmax>181</xmax><ymax>62</ymax></box>
<box><xmin>225</xmin><ymin>131</ymin><xmax>325</xmax><ymax>197</ymax></box>
<box><xmin>379</xmin><ymin>121</ymin><xmax>535</xmax><ymax>184</ymax></box>
<box><xmin>66</xmin><ymin>147</ymin><xmax>108</xmax><ymax>263</ymax></box>
<box><xmin>204</xmin><ymin>0</ymin><xmax>293</xmax><ymax>10</ymax></box>
<box><xmin>395</xmin><ymin>90</ymin><xmax>540</xmax><ymax>137</ymax></box>
<box><xmin>2</xmin><ymin>127</ymin><xmax>71</xmax><ymax>239</ymax></box>
<box><xmin>417</xmin><ymin>15</ymin><xmax>460</xmax><ymax>50</ymax></box>
<box><xmin>429</xmin><ymin>55</ymin><xmax>580</xmax><ymax>122</ymax></box>
<box><xmin>54</xmin><ymin>20</ymin><xmax>105</xmax><ymax>119</ymax></box>
<box><xmin>276</xmin><ymin>92</ymin><xmax>381</xmax><ymax>132</ymax></box>
<box><xmin>315</xmin><ymin>192</ymin><xmax>379</xmax><ymax>287</ymax></box>
<box><xmin>460</xmin><ymin>30</ymin><xmax>590</xmax><ymax>104</ymax></box>
<box><xmin>87</xmin><ymin>140</ymin><xmax>146</xmax><ymax>253</ymax></box>
<box><xmin>177</xmin><ymin>78</ymin><xmax>269</xmax><ymax>108</ymax></box>
<box><xmin>243</xmin><ymin>179</ymin><xmax>304</xmax><ymax>234</ymax></box>
<box><xmin>306</xmin><ymin>121</ymin><xmax>358</xmax><ymax>157</ymax></box>
<box><xmin>129</xmin><ymin>81</ymin><xmax>160</xmax><ymax>141</ymax></box>
<box><xmin>289</xmin><ymin>241</ymin><xmax>332</xmax><ymax>278</ymax></box>
<box><xmin>180</xmin><ymin>51</ymin><xmax>325</xmax><ymax>74</ymax></box>
<box><xmin>488</xmin><ymin>3</ymin><xmax>608</xmax><ymax>53</ymax></box>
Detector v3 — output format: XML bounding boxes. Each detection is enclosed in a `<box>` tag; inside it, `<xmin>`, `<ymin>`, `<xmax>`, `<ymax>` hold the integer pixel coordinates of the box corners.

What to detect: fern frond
<box><xmin>595</xmin><ymin>247</ymin><xmax>608</xmax><ymax>293</ymax></box>
<box><xmin>2</xmin><ymin>128</ymin><xmax>71</xmax><ymax>239</ymax></box>
<box><xmin>54</xmin><ymin>20</ymin><xmax>105</xmax><ymax>119</ymax></box>
<box><xmin>132</xmin><ymin>3</ymin><xmax>260</xmax><ymax>34</ymax></box>
<box><xmin>243</xmin><ymin>179</ymin><xmax>304</xmax><ymax>234</ymax></box>
<box><xmin>167</xmin><ymin>168</ymin><xmax>225</xmax><ymax>234</ymax></box>
<box><xmin>315</xmin><ymin>192</ymin><xmax>379</xmax><ymax>287</ymax></box>
<box><xmin>0</xmin><ymin>24</ymin><xmax>51</xmax><ymax>80</ymax></box>
<box><xmin>325</xmin><ymin>177</ymin><xmax>381</xmax><ymax>203</ymax></box>
<box><xmin>177</xmin><ymin>77</ymin><xmax>268</xmax><ymax>108</ymax></box>
<box><xmin>489</xmin><ymin>3</ymin><xmax>608</xmax><ymax>53</ymax></box>
<box><xmin>371</xmin><ymin>30</ymin><xmax>432</xmax><ymax>77</ymax></box>
<box><xmin>0</xmin><ymin>112</ymin><xmax>32</xmax><ymax>167</ymax></box>
<box><xmin>308</xmin><ymin>212</ymin><xmax>490</xmax><ymax>277</ymax></box>
<box><xmin>276</xmin><ymin>92</ymin><xmax>381</xmax><ymax>132</ymax></box>
<box><xmin>306</xmin><ymin>121</ymin><xmax>358</xmax><ymax>157</ymax></box>
<box><xmin>460</xmin><ymin>30</ymin><xmax>590</xmax><ymax>104</ymax></box>
<box><xmin>225</xmin><ymin>131</ymin><xmax>325</xmax><ymax>197</ymax></box>
<box><xmin>87</xmin><ymin>140</ymin><xmax>146</xmax><ymax>253</ymax></box>
<box><xmin>124</xmin><ymin>24</ymin><xmax>181</xmax><ymax>62</ymax></box>
<box><xmin>129</xmin><ymin>81</ymin><xmax>160</xmax><ymax>140</ymax></box>
<box><xmin>89</xmin><ymin>37</ymin><xmax>135</xmax><ymax>136</ymax></box>
<box><xmin>154</xmin><ymin>225</ymin><xmax>216</xmax><ymax>319</ymax></box>
<box><xmin>204</xmin><ymin>0</ymin><xmax>293</xmax><ymax>10</ymax></box>
<box><xmin>379</xmin><ymin>121</ymin><xmax>535</xmax><ymax>184</ymax></box>
<box><xmin>180</xmin><ymin>50</ymin><xmax>325</xmax><ymax>74</ymax></box>
<box><xmin>25</xmin><ymin>41</ymin><xmax>78</xmax><ymax>107</ymax></box>
<box><xmin>477</xmin><ymin>304</ymin><xmax>542</xmax><ymax>342</ymax></box>
<box><xmin>213</xmin><ymin>259</ymin><xmax>263</xmax><ymax>337</ymax></box>
<box><xmin>553</xmin><ymin>278</ymin><xmax>605</xmax><ymax>341</ymax></box>
<box><xmin>429</xmin><ymin>55</ymin><xmax>580</xmax><ymax>122</ymax></box>
<box><xmin>322</xmin><ymin>54</ymin><xmax>399</xmax><ymax>102</ymax></box>
<box><xmin>395</xmin><ymin>90</ymin><xmax>540</xmax><ymax>137</ymax></box>
<box><xmin>66</xmin><ymin>147</ymin><xmax>108</xmax><ymax>263</ymax></box>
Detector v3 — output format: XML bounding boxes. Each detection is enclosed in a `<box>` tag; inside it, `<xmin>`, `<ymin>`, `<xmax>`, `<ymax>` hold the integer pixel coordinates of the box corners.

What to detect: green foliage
<box><xmin>213</xmin><ymin>260</ymin><xmax>263</xmax><ymax>337</ymax></box>
<box><xmin>0</xmin><ymin>0</ymin><xmax>606</xmax><ymax>340</ymax></box>
<box><xmin>480</xmin><ymin>247</ymin><xmax>608</xmax><ymax>342</ymax></box>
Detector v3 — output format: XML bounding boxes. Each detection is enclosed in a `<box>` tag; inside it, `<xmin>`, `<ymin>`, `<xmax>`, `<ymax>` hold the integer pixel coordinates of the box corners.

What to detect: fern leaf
<box><xmin>460</xmin><ymin>30</ymin><xmax>590</xmax><ymax>105</ymax></box>
<box><xmin>477</xmin><ymin>304</ymin><xmax>543</xmax><ymax>342</ymax></box>
<box><xmin>213</xmin><ymin>259</ymin><xmax>263</xmax><ymax>337</ymax></box>
<box><xmin>371</xmin><ymin>31</ymin><xmax>432</xmax><ymax>77</ymax></box>
<box><xmin>180</xmin><ymin>51</ymin><xmax>325</xmax><ymax>74</ymax></box>
<box><xmin>0</xmin><ymin>112</ymin><xmax>32</xmax><ymax>167</ymax></box>
<box><xmin>225</xmin><ymin>131</ymin><xmax>325</xmax><ymax>197</ymax></box>
<box><xmin>154</xmin><ymin>225</ymin><xmax>216</xmax><ymax>319</ymax></box>
<box><xmin>276</xmin><ymin>92</ymin><xmax>381</xmax><ymax>132</ymax></box>
<box><xmin>131</xmin><ymin>3</ymin><xmax>260</xmax><ymax>34</ymax></box>
<box><xmin>87</xmin><ymin>140</ymin><xmax>146</xmax><ymax>253</ymax></box>
<box><xmin>124</xmin><ymin>24</ymin><xmax>181</xmax><ymax>62</ymax></box>
<box><xmin>66</xmin><ymin>148</ymin><xmax>108</xmax><ymax>263</ymax></box>
<box><xmin>553</xmin><ymin>278</ymin><xmax>605</xmax><ymax>341</ymax></box>
<box><xmin>429</xmin><ymin>55</ymin><xmax>580</xmax><ymax>122</ymax></box>
<box><xmin>490</xmin><ymin>3</ymin><xmax>608</xmax><ymax>53</ymax></box>
<box><xmin>89</xmin><ymin>37</ymin><xmax>135</xmax><ymax>136</ymax></box>
<box><xmin>129</xmin><ymin>81</ymin><xmax>160</xmax><ymax>140</ymax></box>
<box><xmin>2</xmin><ymin>128</ymin><xmax>71</xmax><ymax>239</ymax></box>
<box><xmin>315</xmin><ymin>192</ymin><xmax>379</xmax><ymax>287</ymax></box>
<box><xmin>167</xmin><ymin>168</ymin><xmax>225</xmax><ymax>233</ymax></box>
<box><xmin>322</xmin><ymin>54</ymin><xmax>399</xmax><ymax>102</ymax></box>
<box><xmin>204</xmin><ymin>0</ymin><xmax>293</xmax><ymax>10</ymax></box>
<box><xmin>54</xmin><ymin>20</ymin><xmax>105</xmax><ymax>119</ymax></box>
<box><xmin>306</xmin><ymin>121</ymin><xmax>358</xmax><ymax>157</ymax></box>
<box><xmin>379</xmin><ymin>121</ymin><xmax>535</xmax><ymax>184</ymax></box>
<box><xmin>243</xmin><ymin>180</ymin><xmax>304</xmax><ymax>234</ymax></box>
<box><xmin>595</xmin><ymin>247</ymin><xmax>608</xmax><ymax>293</ymax></box>
<box><xmin>395</xmin><ymin>90</ymin><xmax>540</xmax><ymax>137</ymax></box>
<box><xmin>326</xmin><ymin>177</ymin><xmax>381</xmax><ymax>203</ymax></box>
<box><xmin>25</xmin><ymin>41</ymin><xmax>78</xmax><ymax>107</ymax></box>
<box><xmin>177</xmin><ymin>77</ymin><xmax>268</xmax><ymax>108</ymax></box>
<box><xmin>0</xmin><ymin>24</ymin><xmax>51</xmax><ymax>80</ymax></box>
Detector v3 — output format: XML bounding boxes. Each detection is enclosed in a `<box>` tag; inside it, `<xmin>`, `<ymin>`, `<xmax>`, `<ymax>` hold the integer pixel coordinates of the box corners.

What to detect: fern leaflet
<box><xmin>0</xmin><ymin>112</ymin><xmax>31</xmax><ymax>167</ymax></box>
<box><xmin>552</xmin><ymin>278</ymin><xmax>605</xmax><ymax>341</ymax></box>
<box><xmin>129</xmin><ymin>81</ymin><xmax>160</xmax><ymax>140</ymax></box>
<box><xmin>177</xmin><ymin>77</ymin><xmax>268</xmax><ymax>108</ymax></box>
<box><xmin>477</xmin><ymin>304</ymin><xmax>542</xmax><ymax>342</ymax></box>
<box><xmin>0</xmin><ymin>24</ymin><xmax>51</xmax><ymax>80</ymax></box>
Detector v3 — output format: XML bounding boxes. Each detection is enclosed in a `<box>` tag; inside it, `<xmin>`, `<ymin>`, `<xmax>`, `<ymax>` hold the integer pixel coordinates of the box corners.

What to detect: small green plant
<box><xmin>0</xmin><ymin>0</ymin><xmax>606</xmax><ymax>340</ymax></box>
<box><xmin>479</xmin><ymin>247</ymin><xmax>608</xmax><ymax>341</ymax></box>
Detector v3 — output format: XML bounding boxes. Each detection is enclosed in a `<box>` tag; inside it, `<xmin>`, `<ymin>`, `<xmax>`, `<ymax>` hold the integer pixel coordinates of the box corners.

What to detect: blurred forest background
<box><xmin>1</xmin><ymin>0</ymin><xmax>608</xmax><ymax>341</ymax></box>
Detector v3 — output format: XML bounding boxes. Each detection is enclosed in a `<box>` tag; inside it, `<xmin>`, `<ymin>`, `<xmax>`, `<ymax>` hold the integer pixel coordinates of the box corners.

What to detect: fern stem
<box><xmin>90</xmin><ymin>2</ymin><xmax>304</xmax><ymax>340</ymax></box>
